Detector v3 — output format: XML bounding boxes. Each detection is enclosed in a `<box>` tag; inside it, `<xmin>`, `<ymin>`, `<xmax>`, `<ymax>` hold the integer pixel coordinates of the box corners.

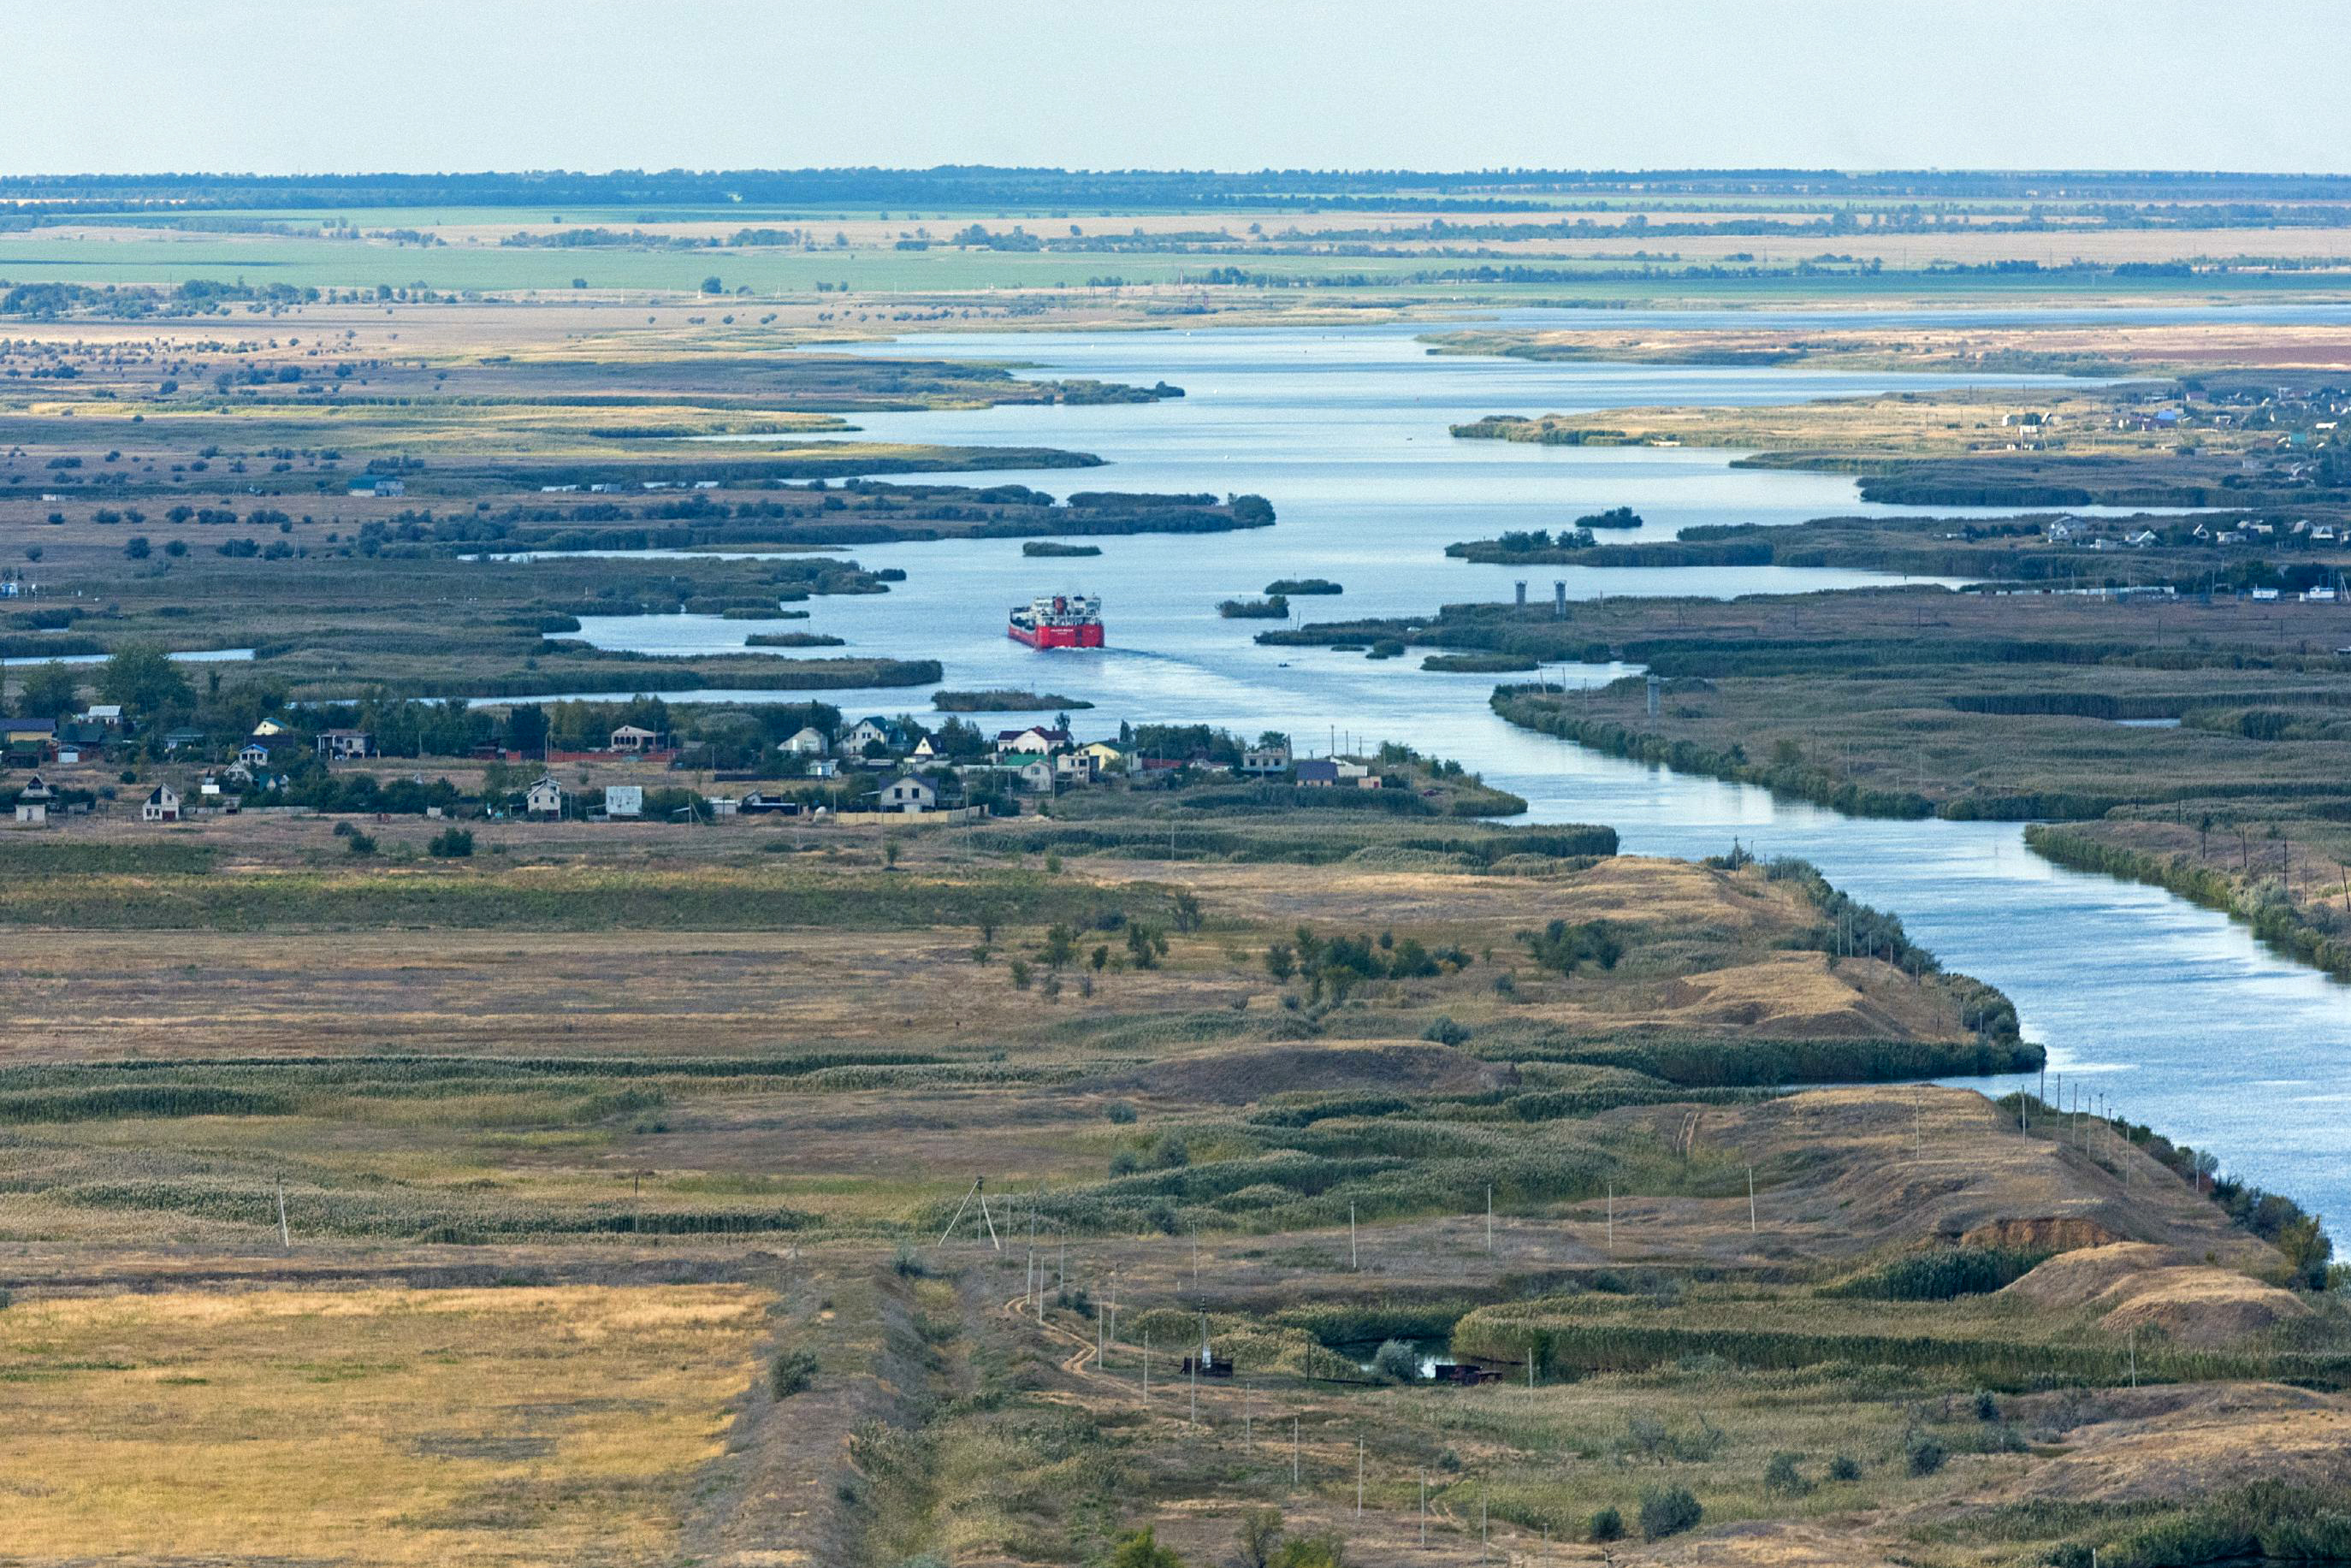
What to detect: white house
<box><xmin>807</xmin><ymin>758</ymin><xmax>840</xmax><ymax>779</ymax></box>
<box><xmin>1054</xmin><ymin>751</ymin><xmax>1099</xmax><ymax>785</ymax></box>
<box><xmin>1013</xmin><ymin>757</ymin><xmax>1056</xmax><ymax>794</ymax></box>
<box><xmin>781</xmin><ymin>725</ymin><xmax>830</xmax><ymax>756</ymax></box>
<box><xmin>316</xmin><ymin>729</ymin><xmax>371</xmax><ymax>760</ymax></box>
<box><xmin>877</xmin><ymin>776</ymin><xmax>937</xmax><ymax>814</ymax></box>
<box><xmin>608</xmin><ymin>724</ymin><xmax>662</xmax><ymax>753</ymax></box>
<box><xmin>704</xmin><ymin>795</ymin><xmax>740</xmax><ymax>819</ymax></box>
<box><xmin>238</xmin><ymin>741</ymin><xmax>275</xmax><ymax>767</ymax></box>
<box><xmin>82</xmin><ymin>704</ymin><xmax>123</xmax><ymax>728</ymax></box>
<box><xmin>604</xmin><ymin>784</ymin><xmax>643</xmax><ymax>819</ymax></box>
<box><xmin>842</xmin><ymin>718</ymin><xmax>895</xmax><ymax>753</ymax></box>
<box><xmin>525</xmin><ymin>776</ymin><xmax>565</xmax><ymax>816</ymax></box>
<box><xmin>994</xmin><ymin>725</ymin><xmax>1070</xmax><ymax>758</ymax></box>
<box><xmin>1240</xmin><ymin>742</ymin><xmax>1291</xmax><ymax>775</ymax></box>
<box><xmin>13</xmin><ymin>772</ymin><xmax>52</xmax><ymax>825</ymax></box>
<box><xmin>142</xmin><ymin>784</ymin><xmax>181</xmax><ymax>823</ymax></box>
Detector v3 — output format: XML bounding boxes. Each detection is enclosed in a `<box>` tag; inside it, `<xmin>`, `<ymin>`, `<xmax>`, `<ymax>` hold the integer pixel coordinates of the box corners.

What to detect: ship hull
<box><xmin>1008</xmin><ymin>621</ymin><xmax>1104</xmax><ymax>649</ymax></box>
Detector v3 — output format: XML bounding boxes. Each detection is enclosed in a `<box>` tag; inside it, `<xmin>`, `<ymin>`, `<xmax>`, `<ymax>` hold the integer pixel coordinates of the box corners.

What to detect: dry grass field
<box><xmin>0</xmin><ymin>1282</ymin><xmax>768</xmax><ymax>1567</ymax></box>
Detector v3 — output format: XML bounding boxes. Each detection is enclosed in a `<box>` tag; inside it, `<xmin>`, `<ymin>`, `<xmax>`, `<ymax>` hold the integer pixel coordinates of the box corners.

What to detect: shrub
<box><xmin>1108</xmin><ymin>1528</ymin><xmax>1184</xmax><ymax>1568</ymax></box>
<box><xmin>1106</xmin><ymin>1101</ymin><xmax>1138</xmax><ymax>1124</ymax></box>
<box><xmin>1763</xmin><ymin>1451</ymin><xmax>1809</xmax><ymax>1496</ymax></box>
<box><xmin>1271</xmin><ymin>1534</ymin><xmax>1344</xmax><ymax>1568</ymax></box>
<box><xmin>769</xmin><ymin>1346</ymin><xmax>818</xmax><ymax>1399</ymax></box>
<box><xmin>1905</xmin><ymin>1430</ymin><xmax>1947</xmax><ymax>1476</ymax></box>
<box><xmin>1587</xmin><ymin>1506</ymin><xmax>1623</xmax><ymax>1542</ymax></box>
<box><xmin>1420</xmin><ymin>1016</ymin><xmax>1471</xmax><ymax>1047</ymax></box>
<box><xmin>428</xmin><ymin>826</ymin><xmax>474</xmax><ymax>858</ymax></box>
<box><xmin>891</xmin><ymin>1244</ymin><xmax>926</xmax><ymax>1277</ymax></box>
<box><xmin>1638</xmin><ymin>1484</ymin><xmax>1703</xmax><ymax>1541</ymax></box>
<box><xmin>1370</xmin><ymin>1339</ymin><xmax>1421</xmax><ymax>1381</ymax></box>
<box><xmin>1973</xmin><ymin>1388</ymin><xmax>2000</xmax><ymax>1422</ymax></box>
<box><xmin>344</xmin><ymin>831</ymin><xmax>376</xmax><ymax>856</ymax></box>
<box><xmin>1828</xmin><ymin>1453</ymin><xmax>1861</xmax><ymax>1482</ymax></box>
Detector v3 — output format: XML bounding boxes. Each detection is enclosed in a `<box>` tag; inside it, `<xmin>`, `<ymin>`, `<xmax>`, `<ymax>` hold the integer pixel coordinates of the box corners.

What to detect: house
<box><xmin>163</xmin><ymin>727</ymin><xmax>206</xmax><ymax>752</ymax></box>
<box><xmin>780</xmin><ymin>725</ymin><xmax>830</xmax><ymax>757</ymax></box>
<box><xmin>252</xmin><ymin>718</ymin><xmax>293</xmax><ymax>737</ymax></box>
<box><xmin>237</xmin><ymin>741</ymin><xmax>275</xmax><ymax>768</ymax></box>
<box><xmin>82</xmin><ymin>704</ymin><xmax>123</xmax><ymax>728</ymax></box>
<box><xmin>1053</xmin><ymin>751</ymin><xmax>1099</xmax><ymax>785</ymax></box>
<box><xmin>842</xmin><ymin>717</ymin><xmax>897</xmax><ymax>754</ymax></box>
<box><xmin>608</xmin><ymin>724</ymin><xmax>662</xmax><ymax>753</ymax></box>
<box><xmin>1013</xmin><ymin>757</ymin><xmax>1056</xmax><ymax>794</ymax></box>
<box><xmin>738</xmin><ymin>790</ymin><xmax>802</xmax><ymax>816</ymax></box>
<box><xmin>1294</xmin><ymin>758</ymin><xmax>1341</xmax><ymax>787</ymax></box>
<box><xmin>909</xmin><ymin>736</ymin><xmax>939</xmax><ymax>761</ymax></box>
<box><xmin>2124</xmin><ymin>530</ymin><xmax>2161</xmax><ymax>547</ymax></box>
<box><xmin>704</xmin><ymin>795</ymin><xmax>740</xmax><ymax>819</ymax></box>
<box><xmin>877</xmin><ymin>775</ymin><xmax>937</xmax><ymax>814</ymax></box>
<box><xmin>604</xmin><ymin>784</ymin><xmax>643</xmax><ymax>819</ymax></box>
<box><xmin>316</xmin><ymin>728</ymin><xmax>372</xmax><ymax>760</ymax></box>
<box><xmin>1240</xmin><ymin>742</ymin><xmax>1291</xmax><ymax>776</ymax></box>
<box><xmin>13</xmin><ymin>772</ymin><xmax>53</xmax><ymax>825</ymax></box>
<box><xmin>346</xmin><ymin>474</ymin><xmax>405</xmax><ymax>497</ymax></box>
<box><xmin>3</xmin><ymin>717</ymin><xmax>56</xmax><ymax>750</ymax></box>
<box><xmin>142</xmin><ymin>784</ymin><xmax>181</xmax><ymax>823</ymax></box>
<box><xmin>993</xmin><ymin>725</ymin><xmax>1070</xmax><ymax>758</ymax></box>
<box><xmin>2044</xmin><ymin>519</ymin><xmax>2079</xmax><ymax>544</ymax></box>
<box><xmin>807</xmin><ymin>758</ymin><xmax>840</xmax><ymax>779</ymax></box>
<box><xmin>524</xmin><ymin>776</ymin><xmax>565</xmax><ymax>816</ymax></box>
<box><xmin>1078</xmin><ymin>742</ymin><xmax>1128</xmax><ymax>773</ymax></box>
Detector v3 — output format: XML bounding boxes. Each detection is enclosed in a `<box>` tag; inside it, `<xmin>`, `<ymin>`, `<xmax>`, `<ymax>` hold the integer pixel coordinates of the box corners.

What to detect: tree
<box><xmin>1264</xmin><ymin>941</ymin><xmax>1295</xmax><ymax>982</ymax></box>
<box><xmin>700</xmin><ymin>275</ymin><xmax>725</xmax><ymax>294</ymax></box>
<box><xmin>15</xmin><ymin>661</ymin><xmax>80</xmax><ymax>720</ymax></box>
<box><xmin>122</xmin><ymin>535</ymin><xmax>151</xmax><ymax>559</ymax></box>
<box><xmin>98</xmin><ymin>643</ymin><xmax>192</xmax><ymax>719</ymax></box>
<box><xmin>1237</xmin><ymin>1507</ymin><xmax>1283</xmax><ymax>1568</ymax></box>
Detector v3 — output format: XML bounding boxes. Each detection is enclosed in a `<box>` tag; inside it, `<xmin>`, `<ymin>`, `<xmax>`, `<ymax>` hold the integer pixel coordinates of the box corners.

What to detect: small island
<box><xmin>932</xmin><ymin>689</ymin><xmax>1096</xmax><ymax>712</ymax></box>
<box><xmin>1218</xmin><ymin>595</ymin><xmax>1290</xmax><ymax>619</ymax></box>
<box><xmin>1022</xmin><ymin>541</ymin><xmax>1103</xmax><ymax>557</ymax></box>
<box><xmin>743</xmin><ymin>631</ymin><xmax>847</xmax><ymax>648</ymax></box>
<box><xmin>1263</xmin><ymin>577</ymin><xmax>1342</xmax><ymax>595</ymax></box>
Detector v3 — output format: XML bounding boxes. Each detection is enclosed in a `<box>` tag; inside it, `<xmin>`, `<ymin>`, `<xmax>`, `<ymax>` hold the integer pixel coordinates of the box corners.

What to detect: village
<box><xmin>0</xmin><ymin>693</ymin><xmax>1396</xmax><ymax>833</ymax></box>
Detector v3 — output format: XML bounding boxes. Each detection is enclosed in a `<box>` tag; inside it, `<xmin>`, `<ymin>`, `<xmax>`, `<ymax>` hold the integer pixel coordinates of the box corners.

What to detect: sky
<box><xmin>7</xmin><ymin>0</ymin><xmax>2346</xmax><ymax>176</ymax></box>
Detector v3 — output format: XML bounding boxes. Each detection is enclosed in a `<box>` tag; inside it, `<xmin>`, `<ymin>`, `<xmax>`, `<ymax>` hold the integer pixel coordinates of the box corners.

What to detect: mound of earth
<box><xmin>1999</xmin><ymin>1242</ymin><xmax>2306</xmax><ymax>1348</ymax></box>
<box><xmin>1984</xmin><ymin>1382</ymin><xmax>2351</xmax><ymax>1505</ymax></box>
<box><xmin>1110</xmin><ymin>1041</ymin><xmax>1511</xmax><ymax>1104</ymax></box>
<box><xmin>1961</xmin><ymin>1216</ymin><xmax>2123</xmax><ymax>1254</ymax></box>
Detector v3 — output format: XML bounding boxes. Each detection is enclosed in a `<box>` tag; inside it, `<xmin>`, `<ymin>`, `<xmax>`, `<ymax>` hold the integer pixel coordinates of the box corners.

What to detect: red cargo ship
<box><xmin>1008</xmin><ymin>592</ymin><xmax>1104</xmax><ymax>649</ymax></box>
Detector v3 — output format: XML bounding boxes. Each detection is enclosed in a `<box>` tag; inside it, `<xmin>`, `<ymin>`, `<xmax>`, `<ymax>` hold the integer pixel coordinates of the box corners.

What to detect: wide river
<box><xmin>528</xmin><ymin>311</ymin><xmax>2349</xmax><ymax>1228</ymax></box>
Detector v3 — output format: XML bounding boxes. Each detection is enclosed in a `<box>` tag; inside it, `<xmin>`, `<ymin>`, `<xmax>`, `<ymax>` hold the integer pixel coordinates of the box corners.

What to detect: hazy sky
<box><xmin>8</xmin><ymin>0</ymin><xmax>2345</xmax><ymax>176</ymax></box>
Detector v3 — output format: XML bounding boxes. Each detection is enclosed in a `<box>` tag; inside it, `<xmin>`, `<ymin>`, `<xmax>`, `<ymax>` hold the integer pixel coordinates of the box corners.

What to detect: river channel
<box><xmin>532</xmin><ymin>310</ymin><xmax>2351</xmax><ymax>1228</ymax></box>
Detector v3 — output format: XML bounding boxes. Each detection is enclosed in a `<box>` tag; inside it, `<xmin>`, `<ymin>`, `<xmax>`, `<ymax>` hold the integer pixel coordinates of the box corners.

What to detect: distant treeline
<box><xmin>12</xmin><ymin>167</ymin><xmax>2351</xmax><ymax>214</ymax></box>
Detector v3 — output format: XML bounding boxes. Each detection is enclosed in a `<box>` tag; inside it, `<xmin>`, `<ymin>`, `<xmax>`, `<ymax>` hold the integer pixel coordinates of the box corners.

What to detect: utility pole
<box><xmin>1485</xmin><ymin>1183</ymin><xmax>1493</xmax><ymax>1255</ymax></box>
<box><xmin>276</xmin><ymin>1175</ymin><xmax>290</xmax><ymax>1251</ymax></box>
<box><xmin>1748</xmin><ymin>1164</ymin><xmax>1756</xmax><ymax>1233</ymax></box>
<box><xmin>1606</xmin><ymin>1181</ymin><xmax>1614</xmax><ymax>1253</ymax></box>
<box><xmin>1349</xmin><ymin>1203</ymin><xmax>1357</xmax><ymax>1270</ymax></box>
<box><xmin>1293</xmin><ymin>1417</ymin><xmax>1300</xmax><ymax>1485</ymax></box>
<box><xmin>1357</xmin><ymin>1437</ymin><xmax>1365</xmax><ymax>1516</ymax></box>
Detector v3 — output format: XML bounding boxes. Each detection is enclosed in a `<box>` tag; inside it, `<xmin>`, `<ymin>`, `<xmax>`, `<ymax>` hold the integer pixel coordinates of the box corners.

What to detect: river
<box><xmin>548</xmin><ymin>311</ymin><xmax>2349</xmax><ymax>1229</ymax></box>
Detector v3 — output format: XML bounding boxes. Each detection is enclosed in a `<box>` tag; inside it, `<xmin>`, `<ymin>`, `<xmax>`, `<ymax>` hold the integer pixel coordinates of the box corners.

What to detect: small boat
<box><xmin>1009</xmin><ymin>592</ymin><xmax>1104</xmax><ymax>649</ymax></box>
